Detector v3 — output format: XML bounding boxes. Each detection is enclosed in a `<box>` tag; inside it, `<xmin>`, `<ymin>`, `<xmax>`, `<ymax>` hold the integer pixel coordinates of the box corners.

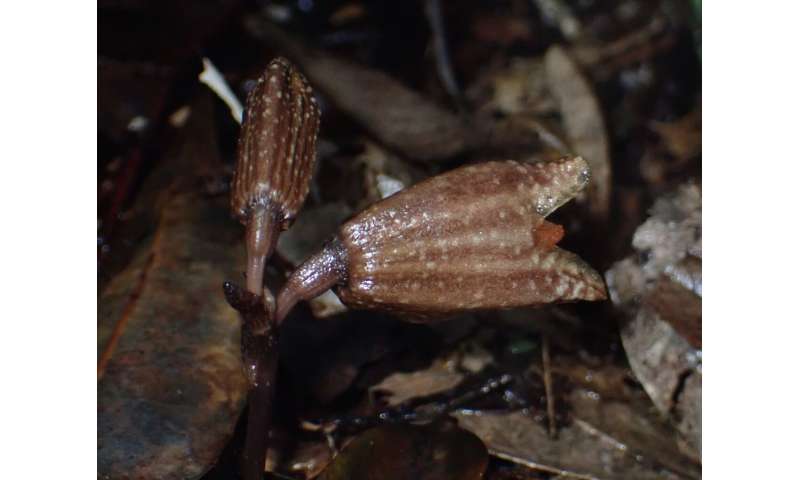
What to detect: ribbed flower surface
<box><xmin>336</xmin><ymin>157</ymin><xmax>606</xmax><ymax>315</ymax></box>
<box><xmin>231</xmin><ymin>57</ymin><xmax>321</xmax><ymax>228</ymax></box>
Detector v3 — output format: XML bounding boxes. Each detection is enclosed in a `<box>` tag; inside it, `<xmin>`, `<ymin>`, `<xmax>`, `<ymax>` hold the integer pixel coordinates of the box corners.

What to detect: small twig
<box><xmin>312</xmin><ymin>373</ymin><xmax>515</xmax><ymax>436</ymax></box>
<box><xmin>542</xmin><ymin>335</ymin><xmax>557</xmax><ymax>438</ymax></box>
<box><xmin>573</xmin><ymin>418</ymin><xmax>629</xmax><ymax>452</ymax></box>
<box><xmin>198</xmin><ymin>57</ymin><xmax>243</xmax><ymax>124</ymax></box>
<box><xmin>490</xmin><ymin>450</ymin><xmax>601</xmax><ymax>480</ymax></box>
<box><xmin>423</xmin><ymin>0</ymin><xmax>465</xmax><ymax>110</ymax></box>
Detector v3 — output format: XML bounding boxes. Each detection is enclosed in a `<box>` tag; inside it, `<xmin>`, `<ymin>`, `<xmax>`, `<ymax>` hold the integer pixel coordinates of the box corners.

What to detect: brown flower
<box><xmin>275</xmin><ymin>156</ymin><xmax>606</xmax><ymax>322</ymax></box>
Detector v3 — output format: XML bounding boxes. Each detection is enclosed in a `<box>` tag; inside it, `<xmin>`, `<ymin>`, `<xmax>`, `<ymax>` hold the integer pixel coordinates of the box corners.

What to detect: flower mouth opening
<box><xmin>533</xmin><ymin>220</ymin><xmax>565</xmax><ymax>251</ymax></box>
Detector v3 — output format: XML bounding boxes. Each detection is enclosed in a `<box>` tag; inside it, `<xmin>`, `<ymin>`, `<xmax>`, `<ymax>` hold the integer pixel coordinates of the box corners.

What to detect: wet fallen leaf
<box><xmin>98</xmin><ymin>191</ymin><xmax>248</xmax><ymax>479</ymax></box>
<box><xmin>97</xmin><ymin>96</ymin><xmax>249</xmax><ymax>479</ymax></box>
<box><xmin>545</xmin><ymin>46</ymin><xmax>612</xmax><ymax>221</ymax></box>
<box><xmin>318</xmin><ymin>423</ymin><xmax>488</xmax><ymax>480</ymax></box>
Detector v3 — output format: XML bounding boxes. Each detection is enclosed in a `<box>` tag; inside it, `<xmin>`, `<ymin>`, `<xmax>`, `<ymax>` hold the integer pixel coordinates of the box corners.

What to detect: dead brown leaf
<box><xmin>247</xmin><ymin>19</ymin><xmax>475</xmax><ymax>161</ymax></box>
<box><xmin>245</xmin><ymin>19</ymin><xmax>547</xmax><ymax>163</ymax></box>
<box><xmin>456</xmin><ymin>386</ymin><xmax>700</xmax><ymax>480</ymax></box>
<box><xmin>98</xmin><ymin>96</ymin><xmax>249</xmax><ymax>479</ymax></box>
<box><xmin>545</xmin><ymin>45</ymin><xmax>612</xmax><ymax>221</ymax></box>
<box><xmin>98</xmin><ymin>191</ymin><xmax>248</xmax><ymax>479</ymax></box>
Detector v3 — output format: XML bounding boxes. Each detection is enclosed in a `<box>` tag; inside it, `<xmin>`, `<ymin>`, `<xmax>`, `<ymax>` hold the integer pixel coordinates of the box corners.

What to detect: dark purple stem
<box><xmin>223</xmin><ymin>281</ymin><xmax>279</xmax><ymax>480</ymax></box>
<box><xmin>241</xmin><ymin>334</ymin><xmax>278</xmax><ymax>480</ymax></box>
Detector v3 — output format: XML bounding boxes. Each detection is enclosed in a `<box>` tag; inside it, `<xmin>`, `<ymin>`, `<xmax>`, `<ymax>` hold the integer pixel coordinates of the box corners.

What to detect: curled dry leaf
<box><xmin>456</xmin><ymin>388</ymin><xmax>700</xmax><ymax>480</ymax></box>
<box><xmin>318</xmin><ymin>423</ymin><xmax>488</xmax><ymax>480</ymax></box>
<box><xmin>605</xmin><ymin>182</ymin><xmax>701</xmax><ymax>458</ymax></box>
<box><xmin>275</xmin><ymin>156</ymin><xmax>606</xmax><ymax>322</ymax></box>
<box><xmin>545</xmin><ymin>46</ymin><xmax>611</xmax><ymax>221</ymax></box>
<box><xmin>231</xmin><ymin>57</ymin><xmax>321</xmax><ymax>295</ymax></box>
<box><xmin>368</xmin><ymin>336</ymin><xmax>495</xmax><ymax>412</ymax></box>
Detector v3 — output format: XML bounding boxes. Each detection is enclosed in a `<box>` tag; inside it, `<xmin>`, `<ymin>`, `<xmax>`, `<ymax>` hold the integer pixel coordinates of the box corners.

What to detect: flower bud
<box><xmin>230</xmin><ymin>57</ymin><xmax>321</xmax><ymax>294</ymax></box>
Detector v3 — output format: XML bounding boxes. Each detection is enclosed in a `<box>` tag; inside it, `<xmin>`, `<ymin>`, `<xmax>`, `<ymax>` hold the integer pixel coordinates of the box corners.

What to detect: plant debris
<box><xmin>545</xmin><ymin>45</ymin><xmax>612</xmax><ymax>221</ymax></box>
<box><xmin>606</xmin><ymin>182</ymin><xmax>702</xmax><ymax>458</ymax></box>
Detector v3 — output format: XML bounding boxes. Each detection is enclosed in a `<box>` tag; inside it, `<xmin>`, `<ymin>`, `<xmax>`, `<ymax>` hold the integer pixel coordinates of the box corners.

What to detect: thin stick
<box><xmin>423</xmin><ymin>0</ymin><xmax>465</xmax><ymax>110</ymax></box>
<box><xmin>199</xmin><ymin>57</ymin><xmax>243</xmax><ymax>124</ymax></box>
<box><xmin>542</xmin><ymin>335</ymin><xmax>557</xmax><ymax>438</ymax></box>
<box><xmin>312</xmin><ymin>373</ymin><xmax>514</xmax><ymax>436</ymax></box>
<box><xmin>490</xmin><ymin>450</ymin><xmax>600</xmax><ymax>480</ymax></box>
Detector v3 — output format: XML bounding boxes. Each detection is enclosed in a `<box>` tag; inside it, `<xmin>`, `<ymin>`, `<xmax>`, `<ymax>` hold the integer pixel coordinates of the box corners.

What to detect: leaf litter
<box><xmin>99</xmin><ymin>2</ymin><xmax>701</xmax><ymax>478</ymax></box>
